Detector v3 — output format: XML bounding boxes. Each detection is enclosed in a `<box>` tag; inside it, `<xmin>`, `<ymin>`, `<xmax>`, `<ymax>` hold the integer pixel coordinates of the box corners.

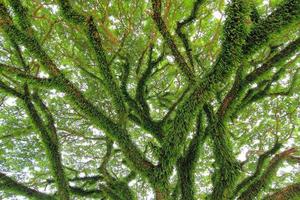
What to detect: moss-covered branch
<box><xmin>218</xmin><ymin>0</ymin><xmax>300</xmax><ymax>118</ymax></box>
<box><xmin>0</xmin><ymin>2</ymin><xmax>154</xmax><ymax>180</ymax></box>
<box><xmin>0</xmin><ymin>79</ymin><xmax>24</xmax><ymax>98</ymax></box>
<box><xmin>267</xmin><ymin>68</ymin><xmax>300</xmax><ymax>97</ymax></box>
<box><xmin>177</xmin><ymin>111</ymin><xmax>207</xmax><ymax>200</ymax></box>
<box><xmin>6</xmin><ymin>0</ymin><xmax>31</xmax><ymax>32</ymax></box>
<box><xmin>98</xmin><ymin>140</ymin><xmax>137</xmax><ymax>200</ymax></box>
<box><xmin>243</xmin><ymin>0</ymin><xmax>300</xmax><ymax>56</ymax></box>
<box><xmin>32</xmin><ymin>92</ymin><xmax>57</xmax><ymax>142</ymax></box>
<box><xmin>151</xmin><ymin>0</ymin><xmax>195</xmax><ymax>82</ymax></box>
<box><xmin>57</xmin><ymin>0</ymin><xmax>127</xmax><ymax>122</ymax></box>
<box><xmin>121</xmin><ymin>58</ymin><xmax>163</xmax><ymax>141</ymax></box>
<box><xmin>160</xmin><ymin>86</ymin><xmax>190</xmax><ymax>125</ymax></box>
<box><xmin>238</xmin><ymin>148</ymin><xmax>297</xmax><ymax>200</ymax></box>
<box><xmin>136</xmin><ymin>44</ymin><xmax>154</xmax><ymax>117</ymax></box>
<box><xmin>233</xmin><ymin>140</ymin><xmax>282</xmax><ymax>197</ymax></box>
<box><xmin>218</xmin><ymin>37</ymin><xmax>300</xmax><ymax>119</ymax></box>
<box><xmin>153</xmin><ymin>2</ymin><xmax>250</xmax><ymax>194</ymax></box>
<box><xmin>69</xmin><ymin>186</ymin><xmax>104</xmax><ymax>198</ymax></box>
<box><xmin>245</xmin><ymin>38</ymin><xmax>300</xmax><ymax>84</ymax></box>
<box><xmin>57</xmin><ymin>77</ymin><xmax>155</xmax><ymax>178</ymax></box>
<box><xmin>249</xmin><ymin>1</ymin><xmax>260</xmax><ymax>24</ymax></box>
<box><xmin>210</xmin><ymin>120</ymin><xmax>241</xmax><ymax>200</ymax></box>
<box><xmin>263</xmin><ymin>183</ymin><xmax>300</xmax><ymax>200</ymax></box>
<box><xmin>176</xmin><ymin>0</ymin><xmax>205</xmax><ymax>67</ymax></box>
<box><xmin>0</xmin><ymin>3</ymin><xmax>60</xmax><ymax>76</ymax></box>
<box><xmin>23</xmin><ymin>88</ymin><xmax>70</xmax><ymax>200</ymax></box>
<box><xmin>0</xmin><ymin>172</ymin><xmax>55</xmax><ymax>200</ymax></box>
<box><xmin>234</xmin><ymin>62</ymin><xmax>297</xmax><ymax>115</ymax></box>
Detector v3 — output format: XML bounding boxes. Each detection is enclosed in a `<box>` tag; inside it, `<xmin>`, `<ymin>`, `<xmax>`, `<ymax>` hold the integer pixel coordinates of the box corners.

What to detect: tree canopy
<box><xmin>0</xmin><ymin>0</ymin><xmax>299</xmax><ymax>199</ymax></box>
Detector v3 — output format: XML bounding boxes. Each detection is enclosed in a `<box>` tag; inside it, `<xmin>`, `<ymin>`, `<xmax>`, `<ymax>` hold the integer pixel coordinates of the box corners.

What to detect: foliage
<box><xmin>0</xmin><ymin>0</ymin><xmax>299</xmax><ymax>199</ymax></box>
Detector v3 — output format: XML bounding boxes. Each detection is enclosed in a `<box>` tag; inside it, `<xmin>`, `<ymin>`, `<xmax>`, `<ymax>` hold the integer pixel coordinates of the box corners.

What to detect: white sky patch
<box><xmin>90</xmin><ymin>127</ymin><xmax>104</xmax><ymax>136</ymax></box>
<box><xmin>157</xmin><ymin>39</ymin><xmax>162</xmax><ymax>45</ymax></box>
<box><xmin>34</xmin><ymin>166</ymin><xmax>41</xmax><ymax>172</ymax></box>
<box><xmin>79</xmin><ymin>172</ymin><xmax>85</xmax><ymax>177</ymax></box>
<box><xmin>109</xmin><ymin>16</ymin><xmax>120</xmax><ymax>24</ymax></box>
<box><xmin>213</xmin><ymin>11</ymin><xmax>222</xmax><ymax>19</ymax></box>
<box><xmin>277</xmin><ymin>165</ymin><xmax>294</xmax><ymax>176</ymax></box>
<box><xmin>39</xmin><ymin>71</ymin><xmax>49</xmax><ymax>78</ymax></box>
<box><xmin>48</xmin><ymin>5</ymin><xmax>59</xmax><ymax>14</ymax></box>
<box><xmin>4</xmin><ymin>97</ymin><xmax>17</xmax><ymax>106</ymax></box>
<box><xmin>49</xmin><ymin>89</ymin><xmax>65</xmax><ymax>98</ymax></box>
<box><xmin>250</xmin><ymin>83</ymin><xmax>258</xmax><ymax>89</ymax></box>
<box><xmin>166</xmin><ymin>55</ymin><xmax>175</xmax><ymax>63</ymax></box>
<box><xmin>237</xmin><ymin>146</ymin><xmax>249</xmax><ymax>161</ymax></box>
<box><xmin>129</xmin><ymin>180</ymin><xmax>136</xmax><ymax>187</ymax></box>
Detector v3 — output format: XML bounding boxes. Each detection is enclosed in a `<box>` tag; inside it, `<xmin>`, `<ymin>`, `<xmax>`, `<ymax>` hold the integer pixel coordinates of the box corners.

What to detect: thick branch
<box><xmin>245</xmin><ymin>38</ymin><xmax>300</xmax><ymax>83</ymax></box>
<box><xmin>233</xmin><ymin>141</ymin><xmax>282</xmax><ymax>197</ymax></box>
<box><xmin>210</xmin><ymin>120</ymin><xmax>241</xmax><ymax>200</ymax></box>
<box><xmin>7</xmin><ymin>0</ymin><xmax>31</xmax><ymax>32</ymax></box>
<box><xmin>218</xmin><ymin>37</ymin><xmax>300</xmax><ymax>119</ymax></box>
<box><xmin>154</xmin><ymin>1</ymin><xmax>250</xmax><ymax>188</ymax></box>
<box><xmin>151</xmin><ymin>0</ymin><xmax>195</xmax><ymax>82</ymax></box>
<box><xmin>70</xmin><ymin>186</ymin><xmax>104</xmax><ymax>198</ymax></box>
<box><xmin>238</xmin><ymin>148</ymin><xmax>297</xmax><ymax>200</ymax></box>
<box><xmin>176</xmin><ymin>0</ymin><xmax>205</xmax><ymax>67</ymax></box>
<box><xmin>0</xmin><ymin>2</ymin><xmax>154</xmax><ymax>179</ymax></box>
<box><xmin>57</xmin><ymin>0</ymin><xmax>127</xmax><ymax>122</ymax></box>
<box><xmin>243</xmin><ymin>0</ymin><xmax>300</xmax><ymax>56</ymax></box>
<box><xmin>177</xmin><ymin>111</ymin><xmax>207</xmax><ymax>200</ymax></box>
<box><xmin>23</xmin><ymin>89</ymin><xmax>70</xmax><ymax>200</ymax></box>
<box><xmin>263</xmin><ymin>183</ymin><xmax>300</xmax><ymax>200</ymax></box>
<box><xmin>0</xmin><ymin>172</ymin><xmax>54</xmax><ymax>200</ymax></box>
<box><xmin>0</xmin><ymin>4</ymin><xmax>60</xmax><ymax>76</ymax></box>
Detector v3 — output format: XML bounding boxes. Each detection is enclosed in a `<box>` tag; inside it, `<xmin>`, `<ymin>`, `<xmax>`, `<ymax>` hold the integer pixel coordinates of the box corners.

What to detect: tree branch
<box><xmin>0</xmin><ymin>2</ymin><xmax>154</xmax><ymax>179</ymax></box>
<box><xmin>0</xmin><ymin>172</ymin><xmax>55</xmax><ymax>200</ymax></box>
<box><xmin>23</xmin><ymin>88</ymin><xmax>70</xmax><ymax>200</ymax></box>
<box><xmin>218</xmin><ymin>37</ymin><xmax>300</xmax><ymax>119</ymax></box>
<box><xmin>57</xmin><ymin>0</ymin><xmax>127</xmax><ymax>122</ymax></box>
<box><xmin>177</xmin><ymin>111</ymin><xmax>207</xmax><ymax>200</ymax></box>
<box><xmin>238</xmin><ymin>148</ymin><xmax>297</xmax><ymax>200</ymax></box>
<box><xmin>121</xmin><ymin>58</ymin><xmax>163</xmax><ymax>141</ymax></box>
<box><xmin>153</xmin><ymin>1</ymin><xmax>250</xmax><ymax>190</ymax></box>
<box><xmin>233</xmin><ymin>140</ymin><xmax>282</xmax><ymax>197</ymax></box>
<box><xmin>243</xmin><ymin>0</ymin><xmax>300</xmax><ymax>56</ymax></box>
<box><xmin>176</xmin><ymin>0</ymin><xmax>205</xmax><ymax>67</ymax></box>
<box><xmin>0</xmin><ymin>79</ymin><xmax>24</xmax><ymax>98</ymax></box>
<box><xmin>151</xmin><ymin>0</ymin><xmax>195</xmax><ymax>82</ymax></box>
<box><xmin>263</xmin><ymin>183</ymin><xmax>300</xmax><ymax>200</ymax></box>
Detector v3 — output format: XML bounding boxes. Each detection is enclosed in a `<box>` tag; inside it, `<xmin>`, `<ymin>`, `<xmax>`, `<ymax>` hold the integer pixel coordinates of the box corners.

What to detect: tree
<box><xmin>0</xmin><ymin>0</ymin><xmax>299</xmax><ymax>199</ymax></box>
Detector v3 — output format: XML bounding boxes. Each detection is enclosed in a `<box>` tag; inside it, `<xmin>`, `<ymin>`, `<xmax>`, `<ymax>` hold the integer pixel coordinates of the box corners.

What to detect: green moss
<box><xmin>58</xmin><ymin>0</ymin><xmax>127</xmax><ymax>123</ymax></box>
<box><xmin>177</xmin><ymin>111</ymin><xmax>207</xmax><ymax>200</ymax></box>
<box><xmin>238</xmin><ymin>148</ymin><xmax>297</xmax><ymax>200</ymax></box>
<box><xmin>7</xmin><ymin>0</ymin><xmax>31</xmax><ymax>32</ymax></box>
<box><xmin>23</xmin><ymin>92</ymin><xmax>70</xmax><ymax>200</ymax></box>
<box><xmin>263</xmin><ymin>183</ymin><xmax>300</xmax><ymax>200</ymax></box>
<box><xmin>210</xmin><ymin>121</ymin><xmax>241</xmax><ymax>200</ymax></box>
<box><xmin>243</xmin><ymin>0</ymin><xmax>300</xmax><ymax>56</ymax></box>
<box><xmin>0</xmin><ymin>7</ymin><xmax>60</xmax><ymax>75</ymax></box>
<box><xmin>233</xmin><ymin>141</ymin><xmax>282</xmax><ymax>197</ymax></box>
<box><xmin>0</xmin><ymin>172</ymin><xmax>55</xmax><ymax>200</ymax></box>
<box><xmin>57</xmin><ymin>0</ymin><xmax>85</xmax><ymax>23</ymax></box>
